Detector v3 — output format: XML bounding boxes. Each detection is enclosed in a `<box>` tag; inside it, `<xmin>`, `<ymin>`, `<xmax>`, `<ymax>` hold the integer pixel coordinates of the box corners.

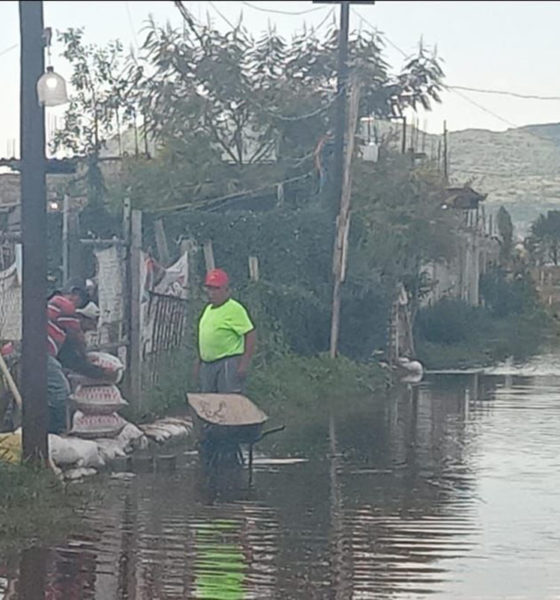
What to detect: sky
<box><xmin>1</xmin><ymin>0</ymin><xmax>560</xmax><ymax>157</ymax></box>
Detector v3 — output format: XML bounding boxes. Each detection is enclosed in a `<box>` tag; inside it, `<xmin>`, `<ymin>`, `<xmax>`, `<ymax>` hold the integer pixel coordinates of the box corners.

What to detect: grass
<box><xmin>0</xmin><ymin>462</ymin><xmax>95</xmax><ymax>554</ymax></box>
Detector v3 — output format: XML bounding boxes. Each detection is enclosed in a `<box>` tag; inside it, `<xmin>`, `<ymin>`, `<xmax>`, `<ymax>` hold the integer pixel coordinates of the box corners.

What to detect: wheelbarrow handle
<box><xmin>256</xmin><ymin>425</ymin><xmax>286</xmax><ymax>442</ymax></box>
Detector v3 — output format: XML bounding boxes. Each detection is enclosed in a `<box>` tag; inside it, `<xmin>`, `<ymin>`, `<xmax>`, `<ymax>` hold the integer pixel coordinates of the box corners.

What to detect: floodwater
<box><xmin>3</xmin><ymin>355</ymin><xmax>560</xmax><ymax>599</ymax></box>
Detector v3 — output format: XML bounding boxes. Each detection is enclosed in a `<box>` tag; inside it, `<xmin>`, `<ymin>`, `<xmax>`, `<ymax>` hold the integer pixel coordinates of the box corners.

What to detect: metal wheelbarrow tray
<box><xmin>186</xmin><ymin>393</ymin><xmax>285</xmax><ymax>472</ymax></box>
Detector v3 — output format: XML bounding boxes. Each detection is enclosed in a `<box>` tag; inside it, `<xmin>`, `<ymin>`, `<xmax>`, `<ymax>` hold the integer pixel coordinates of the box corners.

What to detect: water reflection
<box><xmin>3</xmin><ymin>366</ymin><xmax>560</xmax><ymax>599</ymax></box>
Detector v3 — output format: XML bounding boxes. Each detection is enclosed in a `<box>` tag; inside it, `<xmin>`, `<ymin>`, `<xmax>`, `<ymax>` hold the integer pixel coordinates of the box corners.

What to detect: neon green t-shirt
<box><xmin>198</xmin><ymin>299</ymin><xmax>254</xmax><ymax>362</ymax></box>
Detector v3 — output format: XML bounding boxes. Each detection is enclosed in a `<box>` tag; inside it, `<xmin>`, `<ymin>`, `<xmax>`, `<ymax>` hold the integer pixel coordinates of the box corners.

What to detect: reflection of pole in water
<box><xmin>329</xmin><ymin>414</ymin><xmax>351</xmax><ymax>600</ymax></box>
<box><xmin>18</xmin><ymin>547</ymin><xmax>47</xmax><ymax>600</ymax></box>
<box><xmin>116</xmin><ymin>479</ymin><xmax>138</xmax><ymax>600</ymax></box>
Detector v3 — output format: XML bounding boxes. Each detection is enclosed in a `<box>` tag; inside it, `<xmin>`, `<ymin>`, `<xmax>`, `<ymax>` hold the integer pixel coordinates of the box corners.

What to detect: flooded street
<box><xmin>3</xmin><ymin>356</ymin><xmax>560</xmax><ymax>599</ymax></box>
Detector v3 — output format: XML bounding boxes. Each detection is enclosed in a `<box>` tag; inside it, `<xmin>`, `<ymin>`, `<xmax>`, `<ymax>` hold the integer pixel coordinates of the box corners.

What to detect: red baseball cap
<box><xmin>205</xmin><ymin>268</ymin><xmax>229</xmax><ymax>288</ymax></box>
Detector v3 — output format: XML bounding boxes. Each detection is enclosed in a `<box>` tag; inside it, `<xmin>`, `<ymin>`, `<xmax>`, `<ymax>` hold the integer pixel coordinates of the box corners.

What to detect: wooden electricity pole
<box><xmin>312</xmin><ymin>1</ymin><xmax>374</xmax><ymax>215</ymax></box>
<box><xmin>443</xmin><ymin>120</ymin><xmax>449</xmax><ymax>183</ymax></box>
<box><xmin>329</xmin><ymin>78</ymin><xmax>361</xmax><ymax>358</ymax></box>
<box><xmin>331</xmin><ymin>1</ymin><xmax>350</xmax><ymax>217</ymax></box>
<box><xmin>313</xmin><ymin>1</ymin><xmax>374</xmax><ymax>357</ymax></box>
<box><xmin>19</xmin><ymin>0</ymin><xmax>48</xmax><ymax>463</ymax></box>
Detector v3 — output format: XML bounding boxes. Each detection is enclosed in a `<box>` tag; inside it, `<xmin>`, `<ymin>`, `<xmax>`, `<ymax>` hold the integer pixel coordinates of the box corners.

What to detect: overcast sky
<box><xmin>1</xmin><ymin>1</ymin><xmax>560</xmax><ymax>157</ymax></box>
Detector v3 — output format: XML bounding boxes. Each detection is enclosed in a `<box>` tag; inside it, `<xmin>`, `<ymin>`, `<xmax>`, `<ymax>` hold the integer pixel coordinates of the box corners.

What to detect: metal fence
<box><xmin>142</xmin><ymin>291</ymin><xmax>189</xmax><ymax>386</ymax></box>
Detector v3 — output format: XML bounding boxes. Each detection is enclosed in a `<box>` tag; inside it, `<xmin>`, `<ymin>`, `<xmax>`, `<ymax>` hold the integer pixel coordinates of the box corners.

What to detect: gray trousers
<box><xmin>47</xmin><ymin>355</ymin><xmax>70</xmax><ymax>434</ymax></box>
<box><xmin>199</xmin><ymin>355</ymin><xmax>245</xmax><ymax>394</ymax></box>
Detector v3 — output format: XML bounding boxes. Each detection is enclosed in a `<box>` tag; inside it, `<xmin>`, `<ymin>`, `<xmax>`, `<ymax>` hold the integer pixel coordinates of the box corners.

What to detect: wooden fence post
<box><xmin>181</xmin><ymin>238</ymin><xmax>201</xmax><ymax>300</ymax></box>
<box><xmin>129</xmin><ymin>209</ymin><xmax>143</xmax><ymax>409</ymax></box>
<box><xmin>248</xmin><ymin>256</ymin><xmax>260</xmax><ymax>282</ymax></box>
<box><xmin>154</xmin><ymin>218</ymin><xmax>170</xmax><ymax>266</ymax></box>
<box><xmin>203</xmin><ymin>239</ymin><xmax>215</xmax><ymax>272</ymax></box>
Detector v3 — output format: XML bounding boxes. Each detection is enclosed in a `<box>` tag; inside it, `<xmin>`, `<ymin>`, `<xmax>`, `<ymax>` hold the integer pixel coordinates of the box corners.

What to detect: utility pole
<box><xmin>331</xmin><ymin>1</ymin><xmax>350</xmax><ymax>218</ymax></box>
<box><xmin>443</xmin><ymin>120</ymin><xmax>449</xmax><ymax>183</ymax></box>
<box><xmin>19</xmin><ymin>0</ymin><xmax>48</xmax><ymax>463</ymax></box>
<box><xmin>313</xmin><ymin>0</ymin><xmax>374</xmax><ymax>357</ymax></box>
<box><xmin>312</xmin><ymin>1</ymin><xmax>374</xmax><ymax>214</ymax></box>
<box><xmin>330</xmin><ymin>78</ymin><xmax>361</xmax><ymax>358</ymax></box>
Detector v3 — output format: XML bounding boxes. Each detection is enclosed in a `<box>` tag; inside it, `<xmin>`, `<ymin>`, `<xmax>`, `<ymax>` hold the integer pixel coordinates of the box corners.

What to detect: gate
<box><xmin>142</xmin><ymin>291</ymin><xmax>189</xmax><ymax>387</ymax></box>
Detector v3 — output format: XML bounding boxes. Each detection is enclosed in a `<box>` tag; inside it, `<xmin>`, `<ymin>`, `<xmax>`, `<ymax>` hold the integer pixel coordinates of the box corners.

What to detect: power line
<box><xmin>312</xmin><ymin>6</ymin><xmax>336</xmax><ymax>34</ymax></box>
<box><xmin>0</xmin><ymin>44</ymin><xmax>18</xmax><ymax>58</ymax></box>
<box><xmin>261</xmin><ymin>87</ymin><xmax>343</xmax><ymax>122</ymax></box>
<box><xmin>450</xmin><ymin>88</ymin><xmax>518</xmax><ymax>129</ymax></box>
<box><xmin>448</xmin><ymin>85</ymin><xmax>560</xmax><ymax>102</ymax></box>
<box><xmin>154</xmin><ymin>171</ymin><xmax>313</xmax><ymax>214</ymax></box>
<box><xmin>124</xmin><ymin>1</ymin><xmax>139</xmax><ymax>53</ymax></box>
<box><xmin>240</xmin><ymin>1</ymin><xmax>327</xmax><ymax>16</ymax></box>
<box><xmin>208</xmin><ymin>0</ymin><xmax>237</xmax><ymax>30</ymax></box>
<box><xmin>351</xmin><ymin>8</ymin><xmax>409</xmax><ymax>58</ymax></box>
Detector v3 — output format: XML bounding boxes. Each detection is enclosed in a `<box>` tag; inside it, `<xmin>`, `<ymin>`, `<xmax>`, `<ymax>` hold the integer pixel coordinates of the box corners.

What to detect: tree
<box><xmin>54</xmin><ymin>28</ymin><xmax>139</xmax><ymax>205</ymax></box>
<box><xmin>496</xmin><ymin>206</ymin><xmax>514</xmax><ymax>262</ymax></box>
<box><xmin>116</xmin><ymin>16</ymin><xmax>444</xmax><ymax>209</ymax></box>
<box><xmin>528</xmin><ymin>210</ymin><xmax>560</xmax><ymax>265</ymax></box>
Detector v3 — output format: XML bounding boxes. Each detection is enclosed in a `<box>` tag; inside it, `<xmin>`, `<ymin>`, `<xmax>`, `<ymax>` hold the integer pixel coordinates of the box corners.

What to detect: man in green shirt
<box><xmin>194</xmin><ymin>268</ymin><xmax>256</xmax><ymax>393</ymax></box>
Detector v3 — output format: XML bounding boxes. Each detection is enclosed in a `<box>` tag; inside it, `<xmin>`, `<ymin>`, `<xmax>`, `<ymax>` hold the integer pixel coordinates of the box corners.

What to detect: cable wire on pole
<box><xmin>449</xmin><ymin>88</ymin><xmax>518</xmax><ymax>128</ymax></box>
<box><xmin>153</xmin><ymin>171</ymin><xmax>313</xmax><ymax>214</ymax></box>
<box><xmin>208</xmin><ymin>0</ymin><xmax>237</xmax><ymax>30</ymax></box>
<box><xmin>448</xmin><ymin>85</ymin><xmax>560</xmax><ymax>101</ymax></box>
<box><xmin>311</xmin><ymin>6</ymin><xmax>336</xmax><ymax>34</ymax></box>
<box><xmin>0</xmin><ymin>43</ymin><xmax>18</xmax><ymax>58</ymax></box>
<box><xmin>240</xmin><ymin>1</ymin><xmax>328</xmax><ymax>16</ymax></box>
<box><xmin>260</xmin><ymin>87</ymin><xmax>343</xmax><ymax>122</ymax></box>
<box><xmin>351</xmin><ymin>7</ymin><xmax>408</xmax><ymax>58</ymax></box>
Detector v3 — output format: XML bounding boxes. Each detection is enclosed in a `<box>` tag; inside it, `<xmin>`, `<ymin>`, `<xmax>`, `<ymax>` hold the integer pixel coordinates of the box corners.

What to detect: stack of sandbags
<box><xmin>69</xmin><ymin>352</ymin><xmax>128</xmax><ymax>439</ymax></box>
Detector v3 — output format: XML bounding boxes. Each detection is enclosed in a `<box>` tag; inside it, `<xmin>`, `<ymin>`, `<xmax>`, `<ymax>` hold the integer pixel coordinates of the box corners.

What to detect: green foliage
<box><xmin>103</xmin><ymin>16</ymin><xmax>445</xmax><ymax>209</ymax></box>
<box><xmin>145</xmin><ymin>202</ymin><xmax>403</xmax><ymax>358</ymax></box>
<box><xmin>496</xmin><ymin>206</ymin><xmax>514</xmax><ymax>261</ymax></box>
<box><xmin>415</xmin><ymin>270</ymin><xmax>553</xmax><ymax>369</ymax></box>
<box><xmin>417</xmin><ymin>310</ymin><xmax>552</xmax><ymax>370</ymax></box>
<box><xmin>527</xmin><ymin>210</ymin><xmax>560</xmax><ymax>265</ymax></box>
<box><xmin>126</xmin><ymin>347</ymin><xmax>195</xmax><ymax>423</ymax></box>
<box><xmin>55</xmin><ymin>28</ymin><xmax>138</xmax><ymax>207</ymax></box>
<box><xmin>480</xmin><ymin>267</ymin><xmax>539</xmax><ymax>318</ymax></box>
<box><xmin>416</xmin><ymin>298</ymin><xmax>483</xmax><ymax>345</ymax></box>
<box><xmin>55</xmin><ymin>28</ymin><xmax>137</xmax><ymax>158</ymax></box>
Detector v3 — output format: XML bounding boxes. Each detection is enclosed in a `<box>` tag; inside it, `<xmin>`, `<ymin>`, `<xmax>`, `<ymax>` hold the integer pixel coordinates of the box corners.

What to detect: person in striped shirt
<box><xmin>47</xmin><ymin>285</ymin><xmax>89</xmax><ymax>434</ymax></box>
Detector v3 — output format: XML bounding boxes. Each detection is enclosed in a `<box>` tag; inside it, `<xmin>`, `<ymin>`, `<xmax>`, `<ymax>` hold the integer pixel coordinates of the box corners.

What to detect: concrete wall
<box><xmin>422</xmin><ymin>224</ymin><xmax>500</xmax><ymax>307</ymax></box>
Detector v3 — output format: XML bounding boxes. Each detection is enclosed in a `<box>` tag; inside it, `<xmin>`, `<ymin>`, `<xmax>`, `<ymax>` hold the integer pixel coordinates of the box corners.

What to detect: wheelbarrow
<box><xmin>186</xmin><ymin>393</ymin><xmax>285</xmax><ymax>482</ymax></box>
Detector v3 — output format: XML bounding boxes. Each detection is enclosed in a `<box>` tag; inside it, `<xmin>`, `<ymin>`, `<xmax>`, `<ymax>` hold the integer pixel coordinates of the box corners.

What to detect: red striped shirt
<box><xmin>47</xmin><ymin>295</ymin><xmax>81</xmax><ymax>357</ymax></box>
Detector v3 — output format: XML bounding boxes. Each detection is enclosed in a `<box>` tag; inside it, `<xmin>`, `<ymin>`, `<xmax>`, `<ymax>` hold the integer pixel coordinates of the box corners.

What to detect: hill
<box><xmin>446</xmin><ymin>123</ymin><xmax>560</xmax><ymax>236</ymax></box>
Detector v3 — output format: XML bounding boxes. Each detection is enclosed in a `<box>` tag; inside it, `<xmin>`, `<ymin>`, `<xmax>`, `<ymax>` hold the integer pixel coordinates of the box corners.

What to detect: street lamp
<box><xmin>37</xmin><ymin>66</ymin><xmax>68</xmax><ymax>107</ymax></box>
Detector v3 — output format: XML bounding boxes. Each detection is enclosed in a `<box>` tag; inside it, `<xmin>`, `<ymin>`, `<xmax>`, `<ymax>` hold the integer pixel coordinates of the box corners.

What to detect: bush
<box><xmin>480</xmin><ymin>267</ymin><xmax>539</xmax><ymax>317</ymax></box>
<box><xmin>415</xmin><ymin>298</ymin><xmax>486</xmax><ymax>345</ymax></box>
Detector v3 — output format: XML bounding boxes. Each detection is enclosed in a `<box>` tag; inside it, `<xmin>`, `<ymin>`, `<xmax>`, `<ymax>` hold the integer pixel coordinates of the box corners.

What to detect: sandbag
<box><xmin>70</xmin><ymin>411</ymin><xmax>126</xmax><ymax>439</ymax></box>
<box><xmin>48</xmin><ymin>434</ymin><xmax>105</xmax><ymax>468</ymax></box>
<box><xmin>96</xmin><ymin>438</ymin><xmax>128</xmax><ymax>462</ymax></box>
<box><xmin>116</xmin><ymin>422</ymin><xmax>147</xmax><ymax>451</ymax></box>
<box><xmin>87</xmin><ymin>352</ymin><xmax>125</xmax><ymax>383</ymax></box>
<box><xmin>71</xmin><ymin>384</ymin><xmax>128</xmax><ymax>415</ymax></box>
